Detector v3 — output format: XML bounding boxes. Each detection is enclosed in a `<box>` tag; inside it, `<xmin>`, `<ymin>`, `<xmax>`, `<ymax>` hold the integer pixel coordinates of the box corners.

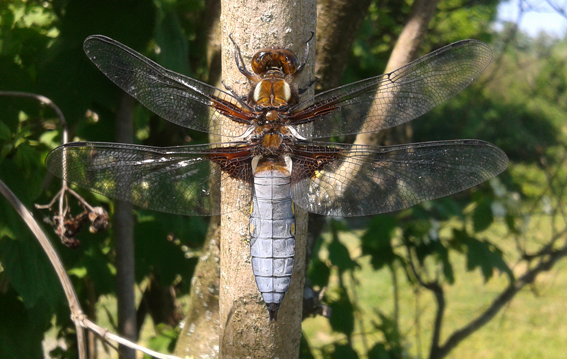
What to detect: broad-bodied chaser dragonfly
<box><xmin>46</xmin><ymin>35</ymin><xmax>508</xmax><ymax>320</ymax></box>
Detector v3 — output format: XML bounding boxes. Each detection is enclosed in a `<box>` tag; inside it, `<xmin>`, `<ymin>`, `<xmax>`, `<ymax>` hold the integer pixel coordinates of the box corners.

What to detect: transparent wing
<box><xmin>46</xmin><ymin>142</ymin><xmax>253</xmax><ymax>216</ymax></box>
<box><xmin>291</xmin><ymin>140</ymin><xmax>508</xmax><ymax>216</ymax></box>
<box><xmin>288</xmin><ymin>40</ymin><xmax>492</xmax><ymax>139</ymax></box>
<box><xmin>84</xmin><ymin>35</ymin><xmax>253</xmax><ymax>137</ymax></box>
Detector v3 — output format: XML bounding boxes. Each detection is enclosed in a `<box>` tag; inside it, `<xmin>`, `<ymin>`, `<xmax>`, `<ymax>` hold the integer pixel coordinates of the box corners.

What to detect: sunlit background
<box><xmin>1</xmin><ymin>1</ymin><xmax>567</xmax><ymax>358</ymax></box>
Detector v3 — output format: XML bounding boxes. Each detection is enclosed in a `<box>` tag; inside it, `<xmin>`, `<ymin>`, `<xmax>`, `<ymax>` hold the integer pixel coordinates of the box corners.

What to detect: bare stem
<box><xmin>1</xmin><ymin>91</ymin><xmax>72</xmax><ymax>243</ymax></box>
<box><xmin>0</xmin><ymin>178</ymin><xmax>183</xmax><ymax>359</ymax></box>
<box><xmin>0</xmin><ymin>178</ymin><xmax>87</xmax><ymax>359</ymax></box>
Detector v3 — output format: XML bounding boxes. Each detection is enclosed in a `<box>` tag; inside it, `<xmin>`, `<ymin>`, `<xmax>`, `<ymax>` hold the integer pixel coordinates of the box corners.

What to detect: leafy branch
<box><xmin>0</xmin><ymin>92</ymin><xmax>180</xmax><ymax>359</ymax></box>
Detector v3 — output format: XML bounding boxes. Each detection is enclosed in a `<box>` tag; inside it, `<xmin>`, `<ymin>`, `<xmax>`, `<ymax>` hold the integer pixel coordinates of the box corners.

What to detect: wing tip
<box><xmin>83</xmin><ymin>34</ymin><xmax>109</xmax><ymax>53</ymax></box>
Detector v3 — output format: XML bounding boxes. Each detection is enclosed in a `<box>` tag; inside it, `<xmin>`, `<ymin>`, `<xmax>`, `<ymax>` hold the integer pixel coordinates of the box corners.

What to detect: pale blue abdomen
<box><xmin>249</xmin><ymin>169</ymin><xmax>295</xmax><ymax>319</ymax></box>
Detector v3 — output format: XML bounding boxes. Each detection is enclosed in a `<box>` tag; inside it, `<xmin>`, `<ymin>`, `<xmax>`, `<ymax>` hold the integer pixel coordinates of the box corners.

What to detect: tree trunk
<box><xmin>174</xmin><ymin>217</ymin><xmax>221</xmax><ymax>357</ymax></box>
<box><xmin>174</xmin><ymin>4</ymin><xmax>223</xmax><ymax>355</ymax></box>
<box><xmin>315</xmin><ymin>0</ymin><xmax>373</xmax><ymax>91</ymax></box>
<box><xmin>305</xmin><ymin>0</ymin><xmax>373</xmax><ymax>270</ymax></box>
<box><xmin>354</xmin><ymin>0</ymin><xmax>440</xmax><ymax>147</ymax></box>
<box><xmin>114</xmin><ymin>92</ymin><xmax>137</xmax><ymax>359</ymax></box>
<box><xmin>219</xmin><ymin>1</ymin><xmax>316</xmax><ymax>357</ymax></box>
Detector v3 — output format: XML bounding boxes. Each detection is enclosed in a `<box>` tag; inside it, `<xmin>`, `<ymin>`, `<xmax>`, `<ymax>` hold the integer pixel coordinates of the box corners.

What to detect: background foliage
<box><xmin>1</xmin><ymin>0</ymin><xmax>567</xmax><ymax>358</ymax></box>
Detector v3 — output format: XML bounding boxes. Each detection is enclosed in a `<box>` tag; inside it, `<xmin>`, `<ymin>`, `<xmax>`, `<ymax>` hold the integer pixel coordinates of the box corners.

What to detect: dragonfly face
<box><xmin>46</xmin><ymin>35</ymin><xmax>509</xmax><ymax>320</ymax></box>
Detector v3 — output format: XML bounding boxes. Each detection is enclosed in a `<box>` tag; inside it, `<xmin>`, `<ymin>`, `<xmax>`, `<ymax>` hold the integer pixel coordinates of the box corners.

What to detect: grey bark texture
<box><xmin>315</xmin><ymin>0</ymin><xmax>373</xmax><ymax>91</ymax></box>
<box><xmin>174</xmin><ymin>218</ymin><xmax>221</xmax><ymax>357</ymax></box>
<box><xmin>306</xmin><ymin>0</ymin><xmax>372</xmax><ymax>270</ymax></box>
<box><xmin>354</xmin><ymin>0</ymin><xmax>440</xmax><ymax>147</ymax></box>
<box><xmin>174</xmin><ymin>5</ymin><xmax>222</xmax><ymax>355</ymax></box>
<box><xmin>114</xmin><ymin>93</ymin><xmax>137</xmax><ymax>359</ymax></box>
<box><xmin>219</xmin><ymin>0</ymin><xmax>316</xmax><ymax>357</ymax></box>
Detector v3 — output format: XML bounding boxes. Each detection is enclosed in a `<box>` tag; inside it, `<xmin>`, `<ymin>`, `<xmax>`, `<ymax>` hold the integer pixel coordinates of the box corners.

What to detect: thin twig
<box><xmin>0</xmin><ymin>179</ymin><xmax>183</xmax><ymax>359</ymax></box>
<box><xmin>0</xmin><ymin>91</ymin><xmax>68</xmax><ymax>142</ymax></box>
<box><xmin>0</xmin><ymin>179</ymin><xmax>87</xmax><ymax>359</ymax></box>
<box><xmin>404</xmin><ymin>243</ymin><xmax>446</xmax><ymax>359</ymax></box>
<box><xmin>480</xmin><ymin>2</ymin><xmax>525</xmax><ymax>87</ymax></box>
<box><xmin>78</xmin><ymin>316</ymin><xmax>181</xmax><ymax>359</ymax></box>
<box><xmin>1</xmin><ymin>91</ymin><xmax>73</xmax><ymax>242</ymax></box>
<box><xmin>545</xmin><ymin>0</ymin><xmax>567</xmax><ymax>19</ymax></box>
<box><xmin>434</xmin><ymin>236</ymin><xmax>567</xmax><ymax>359</ymax></box>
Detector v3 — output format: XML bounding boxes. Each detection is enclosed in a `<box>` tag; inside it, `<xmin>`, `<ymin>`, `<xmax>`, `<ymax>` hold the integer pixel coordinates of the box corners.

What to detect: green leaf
<box><xmin>0</xmin><ymin>158</ymin><xmax>44</xmax><ymax>203</ymax></box>
<box><xmin>361</xmin><ymin>215</ymin><xmax>397</xmax><ymax>270</ymax></box>
<box><xmin>462</xmin><ymin>235</ymin><xmax>514</xmax><ymax>282</ymax></box>
<box><xmin>144</xmin><ymin>324</ymin><xmax>179</xmax><ymax>358</ymax></box>
<box><xmin>155</xmin><ymin>10</ymin><xmax>190</xmax><ymax>75</ymax></box>
<box><xmin>329</xmin><ymin>289</ymin><xmax>355</xmax><ymax>336</ymax></box>
<box><xmin>0</xmin><ymin>234</ymin><xmax>64</xmax><ymax>315</ymax></box>
<box><xmin>367</xmin><ymin>310</ymin><xmax>406</xmax><ymax>359</ymax></box>
<box><xmin>437</xmin><ymin>241</ymin><xmax>455</xmax><ymax>284</ymax></box>
<box><xmin>0</xmin><ymin>121</ymin><xmax>11</xmax><ymax>141</ymax></box>
<box><xmin>331</xmin><ymin>344</ymin><xmax>359</xmax><ymax>359</ymax></box>
<box><xmin>414</xmin><ymin>239</ymin><xmax>434</xmax><ymax>265</ymax></box>
<box><xmin>67</xmin><ymin>266</ymin><xmax>87</xmax><ymax>278</ymax></box>
<box><xmin>307</xmin><ymin>255</ymin><xmax>330</xmax><ymax>288</ymax></box>
<box><xmin>0</xmin><ymin>288</ymin><xmax>46</xmax><ymax>359</ymax></box>
<box><xmin>505</xmin><ymin>213</ymin><xmax>520</xmax><ymax>234</ymax></box>
<box><xmin>135</xmin><ymin>215</ymin><xmax>201</xmax><ymax>285</ymax></box>
<box><xmin>329</xmin><ymin>218</ymin><xmax>349</xmax><ymax>232</ymax></box>
<box><xmin>13</xmin><ymin>142</ymin><xmax>39</xmax><ymax>172</ymax></box>
<box><xmin>374</xmin><ymin>311</ymin><xmax>400</xmax><ymax>344</ymax></box>
<box><xmin>414</xmin><ymin>240</ymin><xmax>455</xmax><ymax>284</ymax></box>
<box><xmin>367</xmin><ymin>343</ymin><xmax>390</xmax><ymax>359</ymax></box>
<box><xmin>82</xmin><ymin>247</ymin><xmax>114</xmax><ymax>295</ymax></box>
<box><xmin>38</xmin><ymin>130</ymin><xmax>60</xmax><ymax>148</ymax></box>
<box><xmin>0</xmin><ymin>194</ymin><xmax>64</xmax><ymax>322</ymax></box>
<box><xmin>473</xmin><ymin>199</ymin><xmax>494</xmax><ymax>232</ymax></box>
<box><xmin>403</xmin><ymin>219</ymin><xmax>431</xmax><ymax>239</ymax></box>
<box><xmin>328</xmin><ymin>236</ymin><xmax>358</xmax><ymax>273</ymax></box>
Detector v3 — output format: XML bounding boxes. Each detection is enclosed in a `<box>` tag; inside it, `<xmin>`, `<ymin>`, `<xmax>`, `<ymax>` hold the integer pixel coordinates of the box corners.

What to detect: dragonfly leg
<box><xmin>228</xmin><ymin>34</ymin><xmax>256</xmax><ymax>81</ymax></box>
<box><xmin>298</xmin><ymin>77</ymin><xmax>318</xmax><ymax>95</ymax></box>
<box><xmin>221</xmin><ymin>79</ymin><xmax>248</xmax><ymax>103</ymax></box>
<box><xmin>295</xmin><ymin>31</ymin><xmax>314</xmax><ymax>75</ymax></box>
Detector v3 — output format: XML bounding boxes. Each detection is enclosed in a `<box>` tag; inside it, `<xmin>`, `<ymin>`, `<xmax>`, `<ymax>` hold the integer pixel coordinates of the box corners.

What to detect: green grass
<box><xmin>42</xmin><ymin>217</ymin><xmax>567</xmax><ymax>358</ymax></box>
<box><xmin>302</xmin><ymin>221</ymin><xmax>567</xmax><ymax>359</ymax></box>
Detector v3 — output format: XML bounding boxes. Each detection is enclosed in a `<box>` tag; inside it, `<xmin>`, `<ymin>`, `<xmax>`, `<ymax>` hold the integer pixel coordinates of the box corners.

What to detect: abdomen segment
<box><xmin>249</xmin><ymin>169</ymin><xmax>295</xmax><ymax>320</ymax></box>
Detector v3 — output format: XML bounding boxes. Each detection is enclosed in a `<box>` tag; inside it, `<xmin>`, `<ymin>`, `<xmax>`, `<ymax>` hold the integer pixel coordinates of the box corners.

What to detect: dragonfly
<box><xmin>46</xmin><ymin>34</ymin><xmax>508</xmax><ymax>320</ymax></box>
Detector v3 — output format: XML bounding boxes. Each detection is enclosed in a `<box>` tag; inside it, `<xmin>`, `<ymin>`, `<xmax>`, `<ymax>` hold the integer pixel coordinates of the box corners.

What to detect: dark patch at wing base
<box><xmin>291</xmin><ymin>140</ymin><xmax>508</xmax><ymax>217</ymax></box>
<box><xmin>46</xmin><ymin>141</ymin><xmax>253</xmax><ymax>216</ymax></box>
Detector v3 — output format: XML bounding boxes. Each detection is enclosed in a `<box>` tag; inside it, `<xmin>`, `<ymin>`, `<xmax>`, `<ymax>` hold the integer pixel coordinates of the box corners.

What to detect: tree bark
<box><xmin>114</xmin><ymin>92</ymin><xmax>137</xmax><ymax>359</ymax></box>
<box><xmin>315</xmin><ymin>0</ymin><xmax>373</xmax><ymax>91</ymax></box>
<box><xmin>174</xmin><ymin>217</ymin><xmax>221</xmax><ymax>357</ymax></box>
<box><xmin>354</xmin><ymin>0</ymin><xmax>440</xmax><ymax>147</ymax></box>
<box><xmin>219</xmin><ymin>1</ymin><xmax>316</xmax><ymax>357</ymax></box>
<box><xmin>306</xmin><ymin>0</ymin><xmax>373</xmax><ymax>270</ymax></box>
<box><xmin>173</xmin><ymin>6</ymin><xmax>223</xmax><ymax>356</ymax></box>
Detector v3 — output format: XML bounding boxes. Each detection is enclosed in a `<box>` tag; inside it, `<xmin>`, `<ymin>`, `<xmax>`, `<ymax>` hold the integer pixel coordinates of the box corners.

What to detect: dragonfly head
<box><xmin>251</xmin><ymin>49</ymin><xmax>299</xmax><ymax>76</ymax></box>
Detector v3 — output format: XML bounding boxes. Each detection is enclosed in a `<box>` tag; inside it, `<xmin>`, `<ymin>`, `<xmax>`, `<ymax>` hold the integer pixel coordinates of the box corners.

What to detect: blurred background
<box><xmin>1</xmin><ymin>0</ymin><xmax>567</xmax><ymax>358</ymax></box>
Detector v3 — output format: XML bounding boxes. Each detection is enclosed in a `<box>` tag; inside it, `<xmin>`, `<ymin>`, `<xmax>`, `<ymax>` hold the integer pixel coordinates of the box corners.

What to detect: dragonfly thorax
<box><xmin>251</xmin><ymin>134</ymin><xmax>292</xmax><ymax>158</ymax></box>
<box><xmin>251</xmin><ymin>78</ymin><xmax>294</xmax><ymax>107</ymax></box>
